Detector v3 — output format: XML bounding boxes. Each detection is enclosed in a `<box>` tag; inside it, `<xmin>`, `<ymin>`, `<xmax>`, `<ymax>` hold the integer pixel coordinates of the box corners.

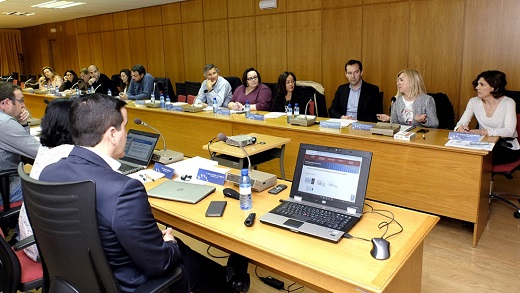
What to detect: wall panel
<box><xmin>100</xmin><ymin>31</ymin><xmax>117</xmax><ymax>75</ymax></box>
<box><xmin>256</xmin><ymin>14</ymin><xmax>286</xmax><ymax>82</ymax></box>
<box><xmin>287</xmin><ymin>10</ymin><xmax>322</xmax><ymax>83</ymax></box>
<box><xmin>203</xmin><ymin>19</ymin><xmax>230</xmax><ymax>76</ymax></box>
<box><xmin>287</xmin><ymin>0</ymin><xmax>321</xmax><ymax>11</ymax></box>
<box><xmin>181</xmin><ymin>0</ymin><xmax>204</xmax><ymax>23</ymax></box>
<box><xmin>77</xmin><ymin>34</ymin><xmax>91</xmax><ymax>68</ymax></box>
<box><xmin>362</xmin><ymin>2</ymin><xmax>409</xmax><ymax>112</ymax></box>
<box><xmin>227</xmin><ymin>0</ymin><xmax>255</xmax><ymax>18</ymax></box>
<box><xmin>127</xmin><ymin>9</ymin><xmax>145</xmax><ymax>29</ymax></box>
<box><xmin>162</xmin><ymin>3</ymin><xmax>182</xmax><ymax>25</ymax></box>
<box><xmin>228</xmin><ymin>17</ymin><xmax>257</xmax><ymax>77</ymax></box>
<box><xmin>144</xmin><ymin>6</ymin><xmax>163</xmax><ymax>27</ymax></box>
<box><xmin>145</xmin><ymin>26</ymin><xmax>166</xmax><ymax>77</ymax></box>
<box><xmin>323</xmin><ymin>0</ymin><xmax>361</xmax><ymax>8</ymax></box>
<box><xmin>203</xmin><ymin>0</ymin><xmax>228</xmax><ymax>20</ymax></box>
<box><xmin>114</xmin><ymin>30</ymin><xmax>131</xmax><ymax>70</ymax></box>
<box><xmin>113</xmin><ymin>12</ymin><xmax>129</xmax><ymax>30</ymax></box>
<box><xmin>100</xmin><ymin>14</ymin><xmax>114</xmax><ymax>32</ymax></box>
<box><xmin>182</xmin><ymin>22</ymin><xmax>205</xmax><ymax>81</ymax></box>
<box><xmin>163</xmin><ymin>24</ymin><xmax>185</xmax><ymax>84</ymax></box>
<box><xmin>88</xmin><ymin>33</ymin><xmax>104</xmax><ymax>68</ymax></box>
<box><xmin>128</xmin><ymin>28</ymin><xmax>148</xmax><ymax>68</ymax></box>
<box><xmin>76</xmin><ymin>18</ymin><xmax>88</xmax><ymax>34</ymax></box>
<box><xmin>321</xmin><ymin>7</ymin><xmax>362</xmax><ymax>107</ymax></box>
<box><xmin>87</xmin><ymin>16</ymin><xmax>101</xmax><ymax>33</ymax></box>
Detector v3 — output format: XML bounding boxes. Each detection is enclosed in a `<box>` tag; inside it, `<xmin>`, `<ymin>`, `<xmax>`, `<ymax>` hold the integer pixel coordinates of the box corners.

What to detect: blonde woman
<box><xmin>377</xmin><ymin>69</ymin><xmax>439</xmax><ymax>128</ymax></box>
<box><xmin>38</xmin><ymin>66</ymin><xmax>63</xmax><ymax>90</ymax></box>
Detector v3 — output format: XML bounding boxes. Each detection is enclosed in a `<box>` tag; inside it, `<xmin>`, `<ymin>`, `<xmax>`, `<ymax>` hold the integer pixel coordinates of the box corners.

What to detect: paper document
<box><xmin>128</xmin><ymin>169</ymin><xmax>165</xmax><ymax>183</ymax></box>
<box><xmin>445</xmin><ymin>140</ymin><xmax>495</xmax><ymax>151</ymax></box>
<box><xmin>325</xmin><ymin>118</ymin><xmax>356</xmax><ymax>128</ymax></box>
<box><xmin>264</xmin><ymin>112</ymin><xmax>287</xmax><ymax>119</ymax></box>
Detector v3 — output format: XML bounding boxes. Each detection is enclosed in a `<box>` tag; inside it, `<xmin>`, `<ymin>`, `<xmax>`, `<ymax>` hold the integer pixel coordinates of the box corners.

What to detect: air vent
<box><xmin>2</xmin><ymin>12</ymin><xmax>35</xmax><ymax>16</ymax></box>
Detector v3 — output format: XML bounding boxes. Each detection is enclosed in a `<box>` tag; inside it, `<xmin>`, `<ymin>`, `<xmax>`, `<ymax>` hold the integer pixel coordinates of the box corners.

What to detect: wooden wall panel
<box><xmin>127</xmin><ymin>9</ymin><xmax>145</xmax><ymax>29</ymax></box>
<box><xmin>362</xmin><ymin>2</ymin><xmax>409</xmax><ymax>112</ymax></box>
<box><xmin>287</xmin><ymin>10</ymin><xmax>322</xmax><ymax>83</ymax></box>
<box><xmin>163</xmin><ymin>24</ymin><xmax>185</xmax><ymax>84</ymax></box>
<box><xmin>228</xmin><ymin>17</ymin><xmax>256</xmax><ymax>77</ymax></box>
<box><xmin>113</xmin><ymin>12</ymin><xmax>129</xmax><ymax>30</ymax></box>
<box><xmin>287</xmin><ymin>0</ymin><xmax>321</xmax><ymax>11</ymax></box>
<box><xmin>203</xmin><ymin>20</ymin><xmax>230</xmax><ymax>76</ymax></box>
<box><xmin>182</xmin><ymin>22</ymin><xmax>205</xmax><ymax>81</ymax></box>
<box><xmin>77</xmin><ymin>34</ymin><xmax>91</xmax><ymax>68</ymax></box>
<box><xmin>113</xmin><ymin>30</ymin><xmax>131</xmax><ymax>70</ymax></box>
<box><xmin>87</xmin><ymin>16</ymin><xmax>101</xmax><ymax>33</ymax></box>
<box><xmin>203</xmin><ymin>0</ymin><xmax>228</xmax><ymax>20</ymax></box>
<box><xmin>100</xmin><ymin>31</ymin><xmax>117</xmax><ymax>75</ymax></box>
<box><xmin>321</xmin><ymin>7</ymin><xmax>362</xmax><ymax>107</ymax></box>
<box><xmin>59</xmin><ymin>35</ymin><xmax>79</xmax><ymax>71</ymax></box>
<box><xmin>323</xmin><ymin>0</ymin><xmax>361</xmax><ymax>8</ymax></box>
<box><xmin>128</xmin><ymin>28</ymin><xmax>148</xmax><ymax>68</ymax></box>
<box><xmin>76</xmin><ymin>18</ymin><xmax>88</xmax><ymax>34</ymax></box>
<box><xmin>409</xmin><ymin>0</ymin><xmax>465</xmax><ymax>117</ymax></box>
<box><xmin>162</xmin><ymin>3</ymin><xmax>182</xmax><ymax>25</ymax></box>
<box><xmin>181</xmin><ymin>0</ymin><xmax>204</xmax><ymax>23</ymax></box>
<box><xmin>227</xmin><ymin>0</ymin><xmax>255</xmax><ymax>18</ymax></box>
<box><xmin>256</xmin><ymin>14</ymin><xmax>286</xmax><ymax>82</ymax></box>
<box><xmin>144</xmin><ymin>6</ymin><xmax>163</xmax><ymax>27</ymax></box>
<box><xmin>145</xmin><ymin>26</ymin><xmax>166</xmax><ymax>77</ymax></box>
<box><xmin>88</xmin><ymin>33</ymin><xmax>104</xmax><ymax>68</ymax></box>
<box><xmin>99</xmin><ymin>14</ymin><xmax>114</xmax><ymax>32</ymax></box>
<box><xmin>461</xmin><ymin>0</ymin><xmax>520</xmax><ymax>116</ymax></box>
<box><xmin>55</xmin><ymin>21</ymin><xmax>66</xmax><ymax>37</ymax></box>
<box><xmin>65</xmin><ymin>20</ymin><xmax>77</xmax><ymax>36</ymax></box>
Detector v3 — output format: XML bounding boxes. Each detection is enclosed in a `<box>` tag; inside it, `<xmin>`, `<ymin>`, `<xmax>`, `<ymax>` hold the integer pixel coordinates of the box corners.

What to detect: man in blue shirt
<box><xmin>119</xmin><ymin>64</ymin><xmax>155</xmax><ymax>100</ymax></box>
<box><xmin>194</xmin><ymin>64</ymin><xmax>233</xmax><ymax>107</ymax></box>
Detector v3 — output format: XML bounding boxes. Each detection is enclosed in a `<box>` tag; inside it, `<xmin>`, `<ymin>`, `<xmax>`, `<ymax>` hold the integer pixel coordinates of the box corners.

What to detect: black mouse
<box><xmin>223</xmin><ymin>188</ymin><xmax>240</xmax><ymax>200</ymax></box>
<box><xmin>370</xmin><ymin>238</ymin><xmax>390</xmax><ymax>260</ymax></box>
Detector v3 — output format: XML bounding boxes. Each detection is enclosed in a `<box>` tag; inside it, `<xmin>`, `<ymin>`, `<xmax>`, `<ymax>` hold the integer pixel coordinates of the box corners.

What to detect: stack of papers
<box><xmin>445</xmin><ymin>140</ymin><xmax>495</xmax><ymax>151</ymax></box>
<box><xmin>128</xmin><ymin>169</ymin><xmax>165</xmax><ymax>183</ymax></box>
<box><xmin>324</xmin><ymin>118</ymin><xmax>357</xmax><ymax>128</ymax></box>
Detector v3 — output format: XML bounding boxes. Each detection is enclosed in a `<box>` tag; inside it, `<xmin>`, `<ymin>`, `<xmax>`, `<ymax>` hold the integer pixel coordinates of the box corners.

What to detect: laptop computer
<box><xmin>259</xmin><ymin>143</ymin><xmax>372</xmax><ymax>242</ymax></box>
<box><xmin>118</xmin><ymin>129</ymin><xmax>160</xmax><ymax>175</ymax></box>
<box><xmin>147</xmin><ymin>181</ymin><xmax>216</xmax><ymax>204</ymax></box>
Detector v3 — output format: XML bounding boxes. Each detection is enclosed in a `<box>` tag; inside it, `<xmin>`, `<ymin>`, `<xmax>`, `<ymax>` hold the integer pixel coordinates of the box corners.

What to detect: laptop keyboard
<box><xmin>272</xmin><ymin>201</ymin><xmax>352</xmax><ymax>230</ymax></box>
<box><xmin>118</xmin><ymin>162</ymin><xmax>140</xmax><ymax>174</ymax></box>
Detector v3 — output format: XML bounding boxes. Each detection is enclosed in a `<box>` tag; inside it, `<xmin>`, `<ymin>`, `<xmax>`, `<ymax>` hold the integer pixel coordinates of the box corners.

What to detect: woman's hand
<box><xmin>415</xmin><ymin>113</ymin><xmax>427</xmax><ymax>123</ymax></box>
<box><xmin>376</xmin><ymin>114</ymin><xmax>390</xmax><ymax>122</ymax></box>
<box><xmin>468</xmin><ymin>129</ymin><xmax>489</xmax><ymax>136</ymax></box>
<box><xmin>455</xmin><ymin>125</ymin><xmax>470</xmax><ymax>132</ymax></box>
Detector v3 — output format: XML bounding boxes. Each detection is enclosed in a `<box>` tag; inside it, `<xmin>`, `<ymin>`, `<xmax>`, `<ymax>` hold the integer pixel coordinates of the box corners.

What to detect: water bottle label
<box><xmin>239</xmin><ymin>186</ymin><xmax>251</xmax><ymax>194</ymax></box>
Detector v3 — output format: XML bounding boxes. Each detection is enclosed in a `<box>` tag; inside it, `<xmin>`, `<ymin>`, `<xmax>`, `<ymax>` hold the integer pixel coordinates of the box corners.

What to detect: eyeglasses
<box><xmin>247</xmin><ymin>76</ymin><xmax>258</xmax><ymax>81</ymax></box>
<box><xmin>10</xmin><ymin>97</ymin><xmax>25</xmax><ymax>104</ymax></box>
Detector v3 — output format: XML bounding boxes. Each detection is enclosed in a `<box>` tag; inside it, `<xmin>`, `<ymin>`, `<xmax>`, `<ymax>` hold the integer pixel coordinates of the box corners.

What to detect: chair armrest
<box><xmin>0</xmin><ymin>205</ymin><xmax>21</xmax><ymax>220</ymax></box>
<box><xmin>14</xmin><ymin>234</ymin><xmax>35</xmax><ymax>251</ymax></box>
<box><xmin>134</xmin><ymin>267</ymin><xmax>184</xmax><ymax>293</ymax></box>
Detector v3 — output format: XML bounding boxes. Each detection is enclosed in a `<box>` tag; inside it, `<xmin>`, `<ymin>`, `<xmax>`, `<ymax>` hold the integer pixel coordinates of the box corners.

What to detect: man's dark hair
<box><xmin>242</xmin><ymin>67</ymin><xmax>261</xmax><ymax>87</ymax></box>
<box><xmin>70</xmin><ymin>94</ymin><xmax>127</xmax><ymax>147</ymax></box>
<box><xmin>131</xmin><ymin>64</ymin><xmax>146</xmax><ymax>75</ymax></box>
<box><xmin>40</xmin><ymin>98</ymin><xmax>74</xmax><ymax>148</ymax></box>
<box><xmin>0</xmin><ymin>82</ymin><xmax>20</xmax><ymax>102</ymax></box>
<box><xmin>344</xmin><ymin>60</ymin><xmax>363</xmax><ymax>72</ymax></box>
<box><xmin>472</xmin><ymin>70</ymin><xmax>507</xmax><ymax>98</ymax></box>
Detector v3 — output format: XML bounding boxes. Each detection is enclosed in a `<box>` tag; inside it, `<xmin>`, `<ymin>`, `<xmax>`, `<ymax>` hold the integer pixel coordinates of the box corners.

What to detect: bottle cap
<box><xmin>241</xmin><ymin>168</ymin><xmax>248</xmax><ymax>175</ymax></box>
<box><xmin>295</xmin><ymin>103</ymin><xmax>298</xmax><ymax>106</ymax></box>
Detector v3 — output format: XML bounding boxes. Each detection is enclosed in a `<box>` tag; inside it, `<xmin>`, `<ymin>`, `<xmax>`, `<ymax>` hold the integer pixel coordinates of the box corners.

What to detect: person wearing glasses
<box><xmin>194</xmin><ymin>64</ymin><xmax>233</xmax><ymax>107</ymax></box>
<box><xmin>329</xmin><ymin>60</ymin><xmax>381</xmax><ymax>122</ymax></box>
<box><xmin>87</xmin><ymin>64</ymin><xmax>113</xmax><ymax>95</ymax></box>
<box><xmin>59</xmin><ymin>69</ymin><xmax>79</xmax><ymax>92</ymax></box>
<box><xmin>77</xmin><ymin>67</ymin><xmax>91</xmax><ymax>94</ymax></box>
<box><xmin>271</xmin><ymin>71</ymin><xmax>303</xmax><ymax>112</ymax></box>
<box><xmin>0</xmin><ymin>82</ymin><xmax>40</xmax><ymax>208</ymax></box>
<box><xmin>227</xmin><ymin>67</ymin><xmax>272</xmax><ymax>111</ymax></box>
<box><xmin>38</xmin><ymin>66</ymin><xmax>63</xmax><ymax>90</ymax></box>
<box><xmin>119</xmin><ymin>64</ymin><xmax>155</xmax><ymax>101</ymax></box>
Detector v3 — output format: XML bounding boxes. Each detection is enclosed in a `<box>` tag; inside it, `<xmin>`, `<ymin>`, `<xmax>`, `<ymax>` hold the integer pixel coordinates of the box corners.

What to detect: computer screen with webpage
<box><xmin>123</xmin><ymin>131</ymin><xmax>159</xmax><ymax>162</ymax></box>
<box><xmin>297</xmin><ymin>149</ymin><xmax>362</xmax><ymax>203</ymax></box>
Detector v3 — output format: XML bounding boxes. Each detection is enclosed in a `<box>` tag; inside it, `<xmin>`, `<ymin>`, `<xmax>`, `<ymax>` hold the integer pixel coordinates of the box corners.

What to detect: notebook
<box><xmin>147</xmin><ymin>181</ymin><xmax>216</xmax><ymax>204</ymax></box>
<box><xmin>259</xmin><ymin>143</ymin><xmax>372</xmax><ymax>242</ymax></box>
<box><xmin>117</xmin><ymin>129</ymin><xmax>160</xmax><ymax>175</ymax></box>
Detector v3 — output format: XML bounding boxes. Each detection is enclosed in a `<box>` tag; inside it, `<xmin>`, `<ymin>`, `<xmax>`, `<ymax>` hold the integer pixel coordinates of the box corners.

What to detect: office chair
<box><xmin>428</xmin><ymin>92</ymin><xmax>455</xmax><ymax>129</ymax></box>
<box><xmin>185</xmin><ymin>81</ymin><xmax>201</xmax><ymax>96</ymax></box>
<box><xmin>177</xmin><ymin>94</ymin><xmax>187</xmax><ymax>103</ymax></box>
<box><xmin>224</xmin><ymin>76</ymin><xmax>242</xmax><ymax>93</ymax></box>
<box><xmin>489</xmin><ymin>91</ymin><xmax>520</xmax><ymax>218</ymax></box>
<box><xmin>187</xmin><ymin>94</ymin><xmax>196</xmax><ymax>104</ymax></box>
<box><xmin>175</xmin><ymin>82</ymin><xmax>187</xmax><ymax>97</ymax></box>
<box><xmin>0</xmin><ymin>169</ymin><xmax>22</xmax><ymax>236</ymax></box>
<box><xmin>0</xmin><ymin>229</ymin><xmax>43</xmax><ymax>293</ymax></box>
<box><xmin>18</xmin><ymin>163</ymin><xmax>184</xmax><ymax>293</ymax></box>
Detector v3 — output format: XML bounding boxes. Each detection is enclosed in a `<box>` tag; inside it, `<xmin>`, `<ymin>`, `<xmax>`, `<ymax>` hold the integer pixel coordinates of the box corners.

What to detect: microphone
<box><xmin>70</xmin><ymin>81</ymin><xmax>79</xmax><ymax>89</ymax></box>
<box><xmin>217</xmin><ymin>133</ymin><xmax>252</xmax><ymax>174</ymax></box>
<box><xmin>5</xmin><ymin>75</ymin><xmax>12</xmax><ymax>82</ymax></box>
<box><xmin>289</xmin><ymin>97</ymin><xmax>316</xmax><ymax>126</ymax></box>
<box><xmin>93</xmin><ymin>83</ymin><xmax>102</xmax><ymax>93</ymax></box>
<box><xmin>134</xmin><ymin>118</ymin><xmax>183</xmax><ymax>164</ymax></box>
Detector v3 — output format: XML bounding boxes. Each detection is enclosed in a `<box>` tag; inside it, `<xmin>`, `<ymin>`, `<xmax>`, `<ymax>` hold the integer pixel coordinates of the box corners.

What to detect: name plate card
<box><xmin>319</xmin><ymin>121</ymin><xmax>341</xmax><ymax>129</ymax></box>
<box><xmin>351</xmin><ymin>122</ymin><xmax>374</xmax><ymax>131</ymax></box>
<box><xmin>153</xmin><ymin>162</ymin><xmax>175</xmax><ymax>179</ymax></box>
<box><xmin>247</xmin><ymin>114</ymin><xmax>265</xmax><ymax>121</ymax></box>
<box><xmin>448</xmin><ymin>132</ymin><xmax>482</xmax><ymax>142</ymax></box>
<box><xmin>196</xmin><ymin>168</ymin><xmax>227</xmax><ymax>185</ymax></box>
<box><xmin>166</xmin><ymin>105</ymin><xmax>183</xmax><ymax>112</ymax></box>
<box><xmin>216</xmin><ymin>109</ymin><xmax>231</xmax><ymax>115</ymax></box>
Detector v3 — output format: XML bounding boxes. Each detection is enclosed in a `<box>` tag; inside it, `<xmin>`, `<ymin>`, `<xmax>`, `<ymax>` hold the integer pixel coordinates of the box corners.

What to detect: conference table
<box><xmin>146</xmin><ymin>176</ymin><xmax>438</xmax><ymax>293</ymax></box>
<box><xmin>24</xmin><ymin>92</ymin><xmax>494</xmax><ymax>247</ymax></box>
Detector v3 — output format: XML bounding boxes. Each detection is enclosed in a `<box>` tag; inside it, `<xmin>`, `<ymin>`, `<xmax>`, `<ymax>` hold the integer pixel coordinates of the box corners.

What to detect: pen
<box><xmin>145</xmin><ymin>174</ymin><xmax>155</xmax><ymax>181</ymax></box>
<box><xmin>423</xmin><ymin>133</ymin><xmax>425</xmax><ymax>140</ymax></box>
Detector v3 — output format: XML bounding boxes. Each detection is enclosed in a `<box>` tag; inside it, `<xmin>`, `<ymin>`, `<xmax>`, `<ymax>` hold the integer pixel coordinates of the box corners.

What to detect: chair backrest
<box><xmin>296</xmin><ymin>85</ymin><xmax>328</xmax><ymax>117</ymax></box>
<box><xmin>187</xmin><ymin>95</ymin><xmax>196</xmax><ymax>104</ymax></box>
<box><xmin>177</xmin><ymin>94</ymin><xmax>187</xmax><ymax>103</ymax></box>
<box><xmin>185</xmin><ymin>81</ymin><xmax>201</xmax><ymax>96</ymax></box>
<box><xmin>175</xmin><ymin>82</ymin><xmax>187</xmax><ymax>97</ymax></box>
<box><xmin>428</xmin><ymin>92</ymin><xmax>455</xmax><ymax>130</ymax></box>
<box><xmin>110</xmin><ymin>74</ymin><xmax>122</xmax><ymax>96</ymax></box>
<box><xmin>505</xmin><ymin>90</ymin><xmax>520</xmax><ymax>113</ymax></box>
<box><xmin>18</xmin><ymin>164</ymin><xmax>121</xmax><ymax>293</ymax></box>
<box><xmin>224</xmin><ymin>76</ymin><xmax>242</xmax><ymax>93</ymax></box>
<box><xmin>154</xmin><ymin>77</ymin><xmax>176</xmax><ymax>99</ymax></box>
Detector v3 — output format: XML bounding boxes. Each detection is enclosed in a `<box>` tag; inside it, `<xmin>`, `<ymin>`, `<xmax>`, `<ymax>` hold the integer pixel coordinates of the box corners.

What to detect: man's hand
<box><xmin>206</xmin><ymin>79</ymin><xmax>216</xmax><ymax>92</ymax></box>
<box><xmin>88</xmin><ymin>78</ymin><xmax>96</xmax><ymax>86</ymax></box>
<box><xmin>19</xmin><ymin>108</ymin><xmax>30</xmax><ymax>124</ymax></box>
<box><xmin>162</xmin><ymin>227</ymin><xmax>177</xmax><ymax>244</ymax></box>
<box><xmin>119</xmin><ymin>93</ymin><xmax>128</xmax><ymax>100</ymax></box>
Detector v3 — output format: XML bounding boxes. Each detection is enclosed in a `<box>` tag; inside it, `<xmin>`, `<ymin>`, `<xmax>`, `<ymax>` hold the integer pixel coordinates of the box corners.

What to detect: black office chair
<box><xmin>175</xmin><ymin>82</ymin><xmax>187</xmax><ymax>98</ymax></box>
<box><xmin>0</xmin><ymin>169</ymin><xmax>22</xmax><ymax>236</ymax></box>
<box><xmin>185</xmin><ymin>81</ymin><xmax>202</xmax><ymax>96</ymax></box>
<box><xmin>224</xmin><ymin>76</ymin><xmax>242</xmax><ymax>93</ymax></box>
<box><xmin>18</xmin><ymin>163</ymin><xmax>184</xmax><ymax>293</ymax></box>
<box><xmin>428</xmin><ymin>92</ymin><xmax>455</xmax><ymax>129</ymax></box>
<box><xmin>154</xmin><ymin>77</ymin><xmax>176</xmax><ymax>100</ymax></box>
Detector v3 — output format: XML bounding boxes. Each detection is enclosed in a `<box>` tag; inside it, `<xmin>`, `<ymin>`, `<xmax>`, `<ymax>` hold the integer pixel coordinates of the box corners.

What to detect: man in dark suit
<box><xmin>328</xmin><ymin>60</ymin><xmax>382</xmax><ymax>122</ymax></box>
<box><xmin>87</xmin><ymin>64</ymin><xmax>113</xmax><ymax>94</ymax></box>
<box><xmin>40</xmin><ymin>94</ymin><xmax>249</xmax><ymax>293</ymax></box>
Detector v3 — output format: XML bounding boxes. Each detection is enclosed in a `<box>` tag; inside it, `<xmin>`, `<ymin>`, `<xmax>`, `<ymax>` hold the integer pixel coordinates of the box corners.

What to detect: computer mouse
<box><xmin>370</xmin><ymin>238</ymin><xmax>390</xmax><ymax>260</ymax></box>
<box><xmin>223</xmin><ymin>188</ymin><xmax>240</xmax><ymax>200</ymax></box>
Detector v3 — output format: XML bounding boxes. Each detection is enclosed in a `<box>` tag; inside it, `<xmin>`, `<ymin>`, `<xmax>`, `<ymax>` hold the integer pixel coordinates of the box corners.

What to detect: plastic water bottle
<box><xmin>165</xmin><ymin>95</ymin><xmax>171</xmax><ymax>106</ymax></box>
<box><xmin>213</xmin><ymin>97</ymin><xmax>218</xmax><ymax>113</ymax></box>
<box><xmin>245</xmin><ymin>100</ymin><xmax>250</xmax><ymax>117</ymax></box>
<box><xmin>159</xmin><ymin>93</ymin><xmax>165</xmax><ymax>108</ymax></box>
<box><xmin>90</xmin><ymin>85</ymin><xmax>94</xmax><ymax>93</ymax></box>
<box><xmin>294</xmin><ymin>103</ymin><xmax>300</xmax><ymax>117</ymax></box>
<box><xmin>286</xmin><ymin>103</ymin><xmax>292</xmax><ymax>123</ymax></box>
<box><xmin>76</xmin><ymin>87</ymin><xmax>80</xmax><ymax>97</ymax></box>
<box><xmin>107</xmin><ymin>88</ymin><xmax>112</xmax><ymax>96</ymax></box>
<box><xmin>55</xmin><ymin>86</ymin><xmax>60</xmax><ymax>96</ymax></box>
<box><xmin>150</xmin><ymin>92</ymin><xmax>156</xmax><ymax>104</ymax></box>
<box><xmin>239</xmin><ymin>169</ymin><xmax>252</xmax><ymax>210</ymax></box>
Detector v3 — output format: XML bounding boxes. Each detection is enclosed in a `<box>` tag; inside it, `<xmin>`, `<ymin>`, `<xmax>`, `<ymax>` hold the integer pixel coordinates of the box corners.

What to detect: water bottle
<box><xmin>294</xmin><ymin>103</ymin><xmax>300</xmax><ymax>117</ymax></box>
<box><xmin>107</xmin><ymin>88</ymin><xmax>112</xmax><ymax>96</ymax></box>
<box><xmin>159</xmin><ymin>93</ymin><xmax>165</xmax><ymax>108</ymax></box>
<box><xmin>44</xmin><ymin>84</ymin><xmax>48</xmax><ymax>93</ymax></box>
<box><xmin>76</xmin><ymin>87</ymin><xmax>80</xmax><ymax>97</ymax></box>
<box><xmin>213</xmin><ymin>97</ymin><xmax>218</xmax><ymax>113</ymax></box>
<box><xmin>239</xmin><ymin>169</ymin><xmax>252</xmax><ymax>210</ymax></box>
<box><xmin>150</xmin><ymin>92</ymin><xmax>156</xmax><ymax>104</ymax></box>
<box><xmin>286</xmin><ymin>103</ymin><xmax>292</xmax><ymax>123</ymax></box>
<box><xmin>165</xmin><ymin>95</ymin><xmax>171</xmax><ymax>106</ymax></box>
<box><xmin>245</xmin><ymin>100</ymin><xmax>250</xmax><ymax>118</ymax></box>
<box><xmin>55</xmin><ymin>86</ymin><xmax>60</xmax><ymax>96</ymax></box>
<box><xmin>90</xmin><ymin>85</ymin><xmax>94</xmax><ymax>93</ymax></box>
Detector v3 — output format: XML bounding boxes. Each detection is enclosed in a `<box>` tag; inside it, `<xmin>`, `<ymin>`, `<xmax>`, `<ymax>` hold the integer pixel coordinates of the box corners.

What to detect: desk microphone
<box><xmin>93</xmin><ymin>83</ymin><xmax>102</xmax><ymax>93</ymax></box>
<box><xmin>5</xmin><ymin>75</ymin><xmax>12</xmax><ymax>82</ymax></box>
<box><xmin>289</xmin><ymin>97</ymin><xmax>316</xmax><ymax>126</ymax></box>
<box><xmin>134</xmin><ymin>118</ymin><xmax>183</xmax><ymax>164</ymax></box>
<box><xmin>70</xmin><ymin>81</ymin><xmax>79</xmax><ymax>89</ymax></box>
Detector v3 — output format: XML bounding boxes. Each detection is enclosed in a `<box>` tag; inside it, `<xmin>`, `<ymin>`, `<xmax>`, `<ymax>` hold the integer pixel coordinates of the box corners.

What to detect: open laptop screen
<box><xmin>291</xmin><ymin>144</ymin><xmax>372</xmax><ymax>211</ymax></box>
<box><xmin>122</xmin><ymin>130</ymin><xmax>159</xmax><ymax>165</ymax></box>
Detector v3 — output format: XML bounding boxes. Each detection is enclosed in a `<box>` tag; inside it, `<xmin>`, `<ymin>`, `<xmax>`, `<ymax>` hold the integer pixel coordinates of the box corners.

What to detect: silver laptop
<box><xmin>118</xmin><ymin>129</ymin><xmax>160</xmax><ymax>175</ymax></box>
<box><xmin>147</xmin><ymin>181</ymin><xmax>216</xmax><ymax>204</ymax></box>
<box><xmin>260</xmin><ymin>143</ymin><xmax>372</xmax><ymax>242</ymax></box>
